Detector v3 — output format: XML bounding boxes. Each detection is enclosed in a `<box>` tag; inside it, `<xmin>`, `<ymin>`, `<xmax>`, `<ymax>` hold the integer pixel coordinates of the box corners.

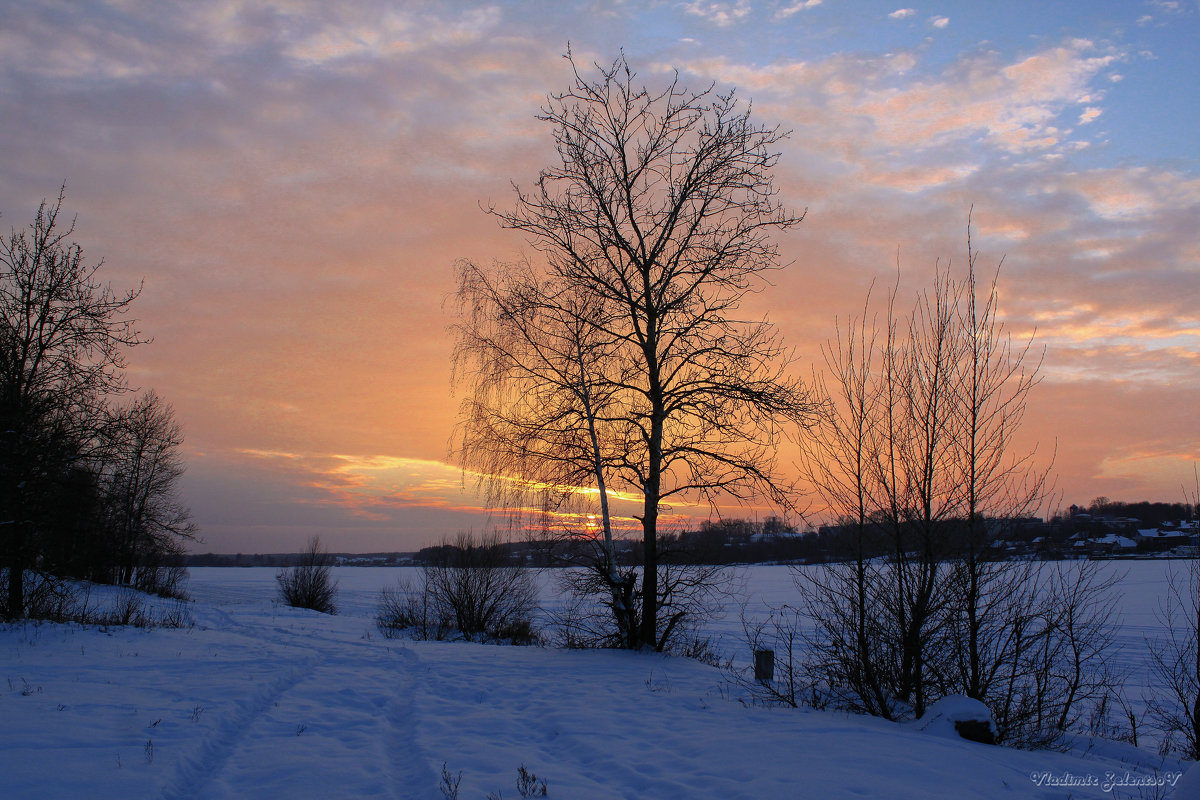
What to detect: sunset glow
<box><xmin>1</xmin><ymin>1</ymin><xmax>1195</xmax><ymax>551</ymax></box>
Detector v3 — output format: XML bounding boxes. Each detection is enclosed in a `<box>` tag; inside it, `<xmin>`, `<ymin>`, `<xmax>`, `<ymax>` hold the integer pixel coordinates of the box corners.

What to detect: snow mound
<box><xmin>916</xmin><ymin>695</ymin><xmax>997</xmax><ymax>745</ymax></box>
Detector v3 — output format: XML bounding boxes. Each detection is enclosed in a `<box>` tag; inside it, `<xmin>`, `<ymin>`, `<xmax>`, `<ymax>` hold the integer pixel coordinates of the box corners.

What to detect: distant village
<box><xmin>186</xmin><ymin>499</ymin><xmax>1198</xmax><ymax>568</ymax></box>
<box><xmin>1012</xmin><ymin>503</ymin><xmax>1199</xmax><ymax>560</ymax></box>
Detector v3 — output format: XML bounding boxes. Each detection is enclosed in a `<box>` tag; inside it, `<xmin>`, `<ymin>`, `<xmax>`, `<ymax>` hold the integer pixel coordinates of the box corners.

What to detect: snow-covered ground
<box><xmin>0</xmin><ymin>563</ymin><xmax>1193</xmax><ymax>799</ymax></box>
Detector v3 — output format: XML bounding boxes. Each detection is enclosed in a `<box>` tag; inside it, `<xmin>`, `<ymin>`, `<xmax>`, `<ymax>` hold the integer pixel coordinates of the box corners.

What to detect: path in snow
<box><xmin>156</xmin><ymin>604</ymin><xmax>440</xmax><ymax>799</ymax></box>
<box><xmin>1</xmin><ymin>565</ymin><xmax>1190</xmax><ymax>799</ymax></box>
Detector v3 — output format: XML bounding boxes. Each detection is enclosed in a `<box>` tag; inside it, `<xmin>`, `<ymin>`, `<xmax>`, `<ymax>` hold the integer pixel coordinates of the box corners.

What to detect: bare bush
<box><xmin>84</xmin><ymin>588</ymin><xmax>192</xmax><ymax>629</ymax></box>
<box><xmin>487</xmin><ymin>764</ymin><xmax>549</xmax><ymax>799</ymax></box>
<box><xmin>425</xmin><ymin>532</ymin><xmax>538</xmax><ymax>642</ymax></box>
<box><xmin>788</xmin><ymin>556</ymin><xmax>1126</xmax><ymax>747</ymax></box>
<box><xmin>439</xmin><ymin>763</ymin><xmax>463</xmax><ymax>800</ymax></box>
<box><xmin>984</xmin><ymin>561</ymin><xmax>1124</xmax><ymax>749</ymax></box>
<box><xmin>1147</xmin><ymin>556</ymin><xmax>1200</xmax><ymax>759</ymax></box>
<box><xmin>555</xmin><ymin>560</ymin><xmax>737</xmax><ymax>655</ymax></box>
<box><xmin>276</xmin><ymin>536</ymin><xmax>338</xmax><ymax>614</ymax></box>
<box><xmin>12</xmin><ymin>574</ymin><xmax>90</xmax><ymax>623</ymax></box>
<box><xmin>378</xmin><ymin>532</ymin><xmax>538</xmax><ymax>644</ymax></box>
<box><xmin>792</xmin><ymin>559</ymin><xmax>899</xmax><ymax>717</ymax></box>
<box><xmin>0</xmin><ymin>574</ymin><xmax>191</xmax><ymax>628</ymax></box>
<box><xmin>376</xmin><ymin>578</ymin><xmax>453</xmax><ymax>641</ymax></box>
<box><xmin>134</xmin><ymin>559</ymin><xmax>190</xmax><ymax>600</ymax></box>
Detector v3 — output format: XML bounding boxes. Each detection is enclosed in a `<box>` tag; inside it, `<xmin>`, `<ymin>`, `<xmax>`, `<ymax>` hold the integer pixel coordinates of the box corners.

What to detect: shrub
<box><xmin>0</xmin><ymin>574</ymin><xmax>191</xmax><ymax>628</ymax></box>
<box><xmin>277</xmin><ymin>536</ymin><xmax>338</xmax><ymax>614</ymax></box>
<box><xmin>376</xmin><ymin>578</ymin><xmax>453</xmax><ymax>641</ymax></box>
<box><xmin>554</xmin><ymin>560</ymin><xmax>737</xmax><ymax>653</ymax></box>
<box><xmin>376</xmin><ymin>532</ymin><xmax>538</xmax><ymax>643</ymax></box>
<box><xmin>1147</xmin><ymin>556</ymin><xmax>1200</xmax><ymax>759</ymax></box>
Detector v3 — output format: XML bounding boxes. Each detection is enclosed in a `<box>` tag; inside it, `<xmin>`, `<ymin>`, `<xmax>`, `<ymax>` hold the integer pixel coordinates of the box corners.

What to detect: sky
<box><xmin>0</xmin><ymin>0</ymin><xmax>1197</xmax><ymax>553</ymax></box>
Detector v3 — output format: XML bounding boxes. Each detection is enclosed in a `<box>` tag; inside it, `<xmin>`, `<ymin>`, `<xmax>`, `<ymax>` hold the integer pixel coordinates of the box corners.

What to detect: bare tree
<box><xmin>799</xmin><ymin>267</ymin><xmax>963</xmax><ymax>718</ymax></box>
<box><xmin>0</xmin><ymin>187</ymin><xmax>145</xmax><ymax>620</ymax></box>
<box><xmin>452</xmin><ymin>259</ymin><xmax>636</xmax><ymax>644</ymax></box>
<box><xmin>794</xmin><ymin>287</ymin><xmax>896</xmax><ymax>716</ymax></box>
<box><xmin>1147</xmin><ymin>470</ymin><xmax>1200</xmax><ymax>758</ymax></box>
<box><xmin>941</xmin><ymin>219</ymin><xmax>1051</xmax><ymax>706</ymax></box>
<box><xmin>453</xmin><ymin>50</ymin><xmax>814</xmax><ymax>649</ymax></box>
<box><xmin>796</xmin><ymin>221</ymin><xmax>1102</xmax><ymax>740</ymax></box>
<box><xmin>100</xmin><ymin>391</ymin><xmax>195</xmax><ymax>597</ymax></box>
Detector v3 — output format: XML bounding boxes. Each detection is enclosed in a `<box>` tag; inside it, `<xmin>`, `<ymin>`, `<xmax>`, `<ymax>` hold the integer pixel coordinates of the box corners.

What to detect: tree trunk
<box><xmin>639</xmin><ymin>498</ymin><xmax>659</xmax><ymax>650</ymax></box>
<box><xmin>5</xmin><ymin>530</ymin><xmax>25</xmax><ymax>620</ymax></box>
<box><xmin>639</xmin><ymin>406</ymin><xmax>665</xmax><ymax>650</ymax></box>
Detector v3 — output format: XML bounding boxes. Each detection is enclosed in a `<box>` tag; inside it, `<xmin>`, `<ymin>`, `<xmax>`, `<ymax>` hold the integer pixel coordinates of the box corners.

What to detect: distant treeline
<box><xmin>184</xmin><ymin>552</ymin><xmax>416</xmax><ymax>568</ymax></box>
<box><xmin>1076</xmin><ymin>499</ymin><xmax>1194</xmax><ymax>528</ymax></box>
<box><xmin>187</xmin><ymin>499</ymin><xmax>1197</xmax><ymax>568</ymax></box>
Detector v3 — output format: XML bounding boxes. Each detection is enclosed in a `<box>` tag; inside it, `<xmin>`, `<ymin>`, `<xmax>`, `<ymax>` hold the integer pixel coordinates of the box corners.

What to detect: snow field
<box><xmin>0</xmin><ymin>563</ymin><xmax>1191</xmax><ymax>799</ymax></box>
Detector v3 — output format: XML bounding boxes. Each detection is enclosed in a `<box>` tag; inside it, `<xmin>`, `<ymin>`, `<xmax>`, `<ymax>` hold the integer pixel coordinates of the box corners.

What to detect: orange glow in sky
<box><xmin>1</xmin><ymin>2</ymin><xmax>1196</xmax><ymax>551</ymax></box>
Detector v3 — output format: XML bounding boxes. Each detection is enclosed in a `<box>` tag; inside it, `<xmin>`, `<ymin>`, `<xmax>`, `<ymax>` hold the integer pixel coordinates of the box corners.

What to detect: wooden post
<box><xmin>754</xmin><ymin>649</ymin><xmax>775</xmax><ymax>683</ymax></box>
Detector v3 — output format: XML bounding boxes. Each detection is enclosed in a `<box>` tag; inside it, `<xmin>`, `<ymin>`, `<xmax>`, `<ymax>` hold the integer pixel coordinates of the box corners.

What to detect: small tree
<box><xmin>795</xmin><ymin>221</ymin><xmax>1129</xmax><ymax>745</ymax></box>
<box><xmin>277</xmin><ymin>536</ymin><xmax>338</xmax><ymax>614</ymax></box>
<box><xmin>99</xmin><ymin>391</ymin><xmax>195</xmax><ymax>597</ymax></box>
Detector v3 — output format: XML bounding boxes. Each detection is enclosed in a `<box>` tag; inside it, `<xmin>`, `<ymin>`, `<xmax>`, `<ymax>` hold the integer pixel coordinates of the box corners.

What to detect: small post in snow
<box><xmin>754</xmin><ymin>649</ymin><xmax>775</xmax><ymax>684</ymax></box>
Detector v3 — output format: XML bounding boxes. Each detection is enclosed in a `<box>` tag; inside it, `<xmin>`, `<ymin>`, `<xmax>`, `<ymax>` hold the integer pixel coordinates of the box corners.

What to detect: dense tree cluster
<box><xmin>1</xmin><ymin>189</ymin><xmax>193</xmax><ymax>620</ymax></box>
